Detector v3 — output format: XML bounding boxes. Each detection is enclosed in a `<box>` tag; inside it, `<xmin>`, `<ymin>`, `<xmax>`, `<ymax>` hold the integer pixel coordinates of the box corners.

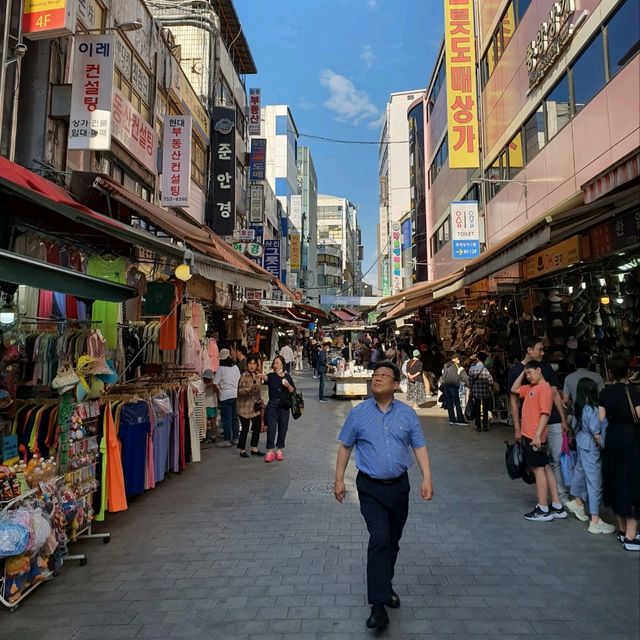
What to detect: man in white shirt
<box><xmin>562</xmin><ymin>352</ymin><xmax>605</xmax><ymax>408</ymax></box>
<box><xmin>280</xmin><ymin>341</ymin><xmax>295</xmax><ymax>374</ymax></box>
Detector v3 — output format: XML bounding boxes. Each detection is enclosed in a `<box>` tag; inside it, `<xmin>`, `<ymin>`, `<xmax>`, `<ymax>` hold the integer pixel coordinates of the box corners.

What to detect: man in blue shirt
<box><xmin>334</xmin><ymin>360</ymin><xmax>434</xmax><ymax>630</ymax></box>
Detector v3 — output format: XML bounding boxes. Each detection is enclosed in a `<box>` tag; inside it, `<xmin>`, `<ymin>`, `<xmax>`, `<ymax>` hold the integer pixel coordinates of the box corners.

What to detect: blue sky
<box><xmin>235</xmin><ymin>0</ymin><xmax>444</xmax><ymax>286</ymax></box>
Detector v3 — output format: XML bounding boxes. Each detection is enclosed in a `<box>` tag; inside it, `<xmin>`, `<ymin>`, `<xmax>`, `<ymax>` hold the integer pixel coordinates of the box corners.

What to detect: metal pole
<box><xmin>0</xmin><ymin>0</ymin><xmax>12</xmax><ymax>151</ymax></box>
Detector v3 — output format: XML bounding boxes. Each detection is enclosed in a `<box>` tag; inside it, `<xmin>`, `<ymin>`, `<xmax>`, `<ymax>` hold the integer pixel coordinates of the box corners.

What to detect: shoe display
<box><xmin>275</xmin><ymin>450</ymin><xmax>284</xmax><ymax>461</ymax></box>
<box><xmin>524</xmin><ymin>506</ymin><xmax>553</xmax><ymax>522</ymax></box>
<box><xmin>366</xmin><ymin>605</ymin><xmax>389</xmax><ymax>630</ymax></box>
<box><xmin>264</xmin><ymin>451</ymin><xmax>276</xmax><ymax>463</ymax></box>
<box><xmin>588</xmin><ymin>520</ymin><xmax>616</xmax><ymax>534</ymax></box>
<box><xmin>549</xmin><ymin>505</ymin><xmax>568</xmax><ymax>519</ymax></box>
<box><xmin>386</xmin><ymin>589</ymin><xmax>400</xmax><ymax>609</ymax></box>
<box><xmin>216</xmin><ymin>441</ymin><xmax>232</xmax><ymax>447</ymax></box>
<box><xmin>565</xmin><ymin>499</ymin><xmax>589</xmax><ymax>522</ymax></box>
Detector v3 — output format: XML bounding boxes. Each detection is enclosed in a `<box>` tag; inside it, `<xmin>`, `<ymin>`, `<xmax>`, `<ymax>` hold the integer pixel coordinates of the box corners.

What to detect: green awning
<box><xmin>0</xmin><ymin>249</ymin><xmax>136</xmax><ymax>302</ymax></box>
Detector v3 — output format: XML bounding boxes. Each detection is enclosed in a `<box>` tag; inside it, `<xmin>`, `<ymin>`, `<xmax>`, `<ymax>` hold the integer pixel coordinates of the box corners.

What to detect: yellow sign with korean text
<box><xmin>522</xmin><ymin>235</ymin><xmax>581</xmax><ymax>280</ymax></box>
<box><xmin>290</xmin><ymin>233</ymin><xmax>301</xmax><ymax>271</ymax></box>
<box><xmin>443</xmin><ymin>0</ymin><xmax>480</xmax><ymax>168</ymax></box>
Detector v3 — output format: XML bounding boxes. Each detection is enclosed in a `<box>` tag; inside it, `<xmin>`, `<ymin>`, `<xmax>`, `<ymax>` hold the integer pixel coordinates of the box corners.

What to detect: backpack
<box><xmin>441</xmin><ymin>363</ymin><xmax>460</xmax><ymax>387</ymax></box>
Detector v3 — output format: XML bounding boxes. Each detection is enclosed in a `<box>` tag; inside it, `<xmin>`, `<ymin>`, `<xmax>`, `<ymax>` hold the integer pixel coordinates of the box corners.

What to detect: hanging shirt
<box><xmin>159</xmin><ymin>282</ymin><xmax>183</xmax><ymax>351</ymax></box>
<box><xmin>87</xmin><ymin>255</ymin><xmax>127</xmax><ymax>349</ymax></box>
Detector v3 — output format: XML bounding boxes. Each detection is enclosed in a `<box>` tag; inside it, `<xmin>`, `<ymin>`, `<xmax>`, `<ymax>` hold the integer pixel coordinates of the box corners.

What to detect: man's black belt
<box><xmin>358</xmin><ymin>470</ymin><xmax>407</xmax><ymax>485</ymax></box>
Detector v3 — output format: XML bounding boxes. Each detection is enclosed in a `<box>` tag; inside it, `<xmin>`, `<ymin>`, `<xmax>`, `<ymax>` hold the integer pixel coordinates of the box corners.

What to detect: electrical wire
<box><xmin>297</xmin><ymin>132</ymin><xmax>410</xmax><ymax>145</ymax></box>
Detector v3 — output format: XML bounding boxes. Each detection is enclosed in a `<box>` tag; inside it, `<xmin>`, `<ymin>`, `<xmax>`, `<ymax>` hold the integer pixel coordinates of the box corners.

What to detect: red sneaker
<box><xmin>264</xmin><ymin>451</ymin><xmax>276</xmax><ymax>463</ymax></box>
<box><xmin>276</xmin><ymin>450</ymin><xmax>284</xmax><ymax>461</ymax></box>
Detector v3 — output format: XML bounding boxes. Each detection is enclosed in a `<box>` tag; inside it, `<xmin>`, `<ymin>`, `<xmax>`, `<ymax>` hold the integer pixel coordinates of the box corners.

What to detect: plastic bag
<box><xmin>505</xmin><ymin>440</ymin><xmax>524</xmax><ymax>480</ymax></box>
<box><xmin>30</xmin><ymin>508</ymin><xmax>52</xmax><ymax>552</ymax></box>
<box><xmin>559</xmin><ymin>432</ymin><xmax>577</xmax><ymax>487</ymax></box>
<box><xmin>0</xmin><ymin>516</ymin><xmax>30</xmax><ymax>558</ymax></box>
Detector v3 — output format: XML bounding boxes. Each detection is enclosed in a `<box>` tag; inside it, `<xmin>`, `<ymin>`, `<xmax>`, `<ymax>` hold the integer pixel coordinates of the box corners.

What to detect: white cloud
<box><xmin>319</xmin><ymin>69</ymin><xmax>380</xmax><ymax>126</ymax></box>
<box><xmin>360</xmin><ymin>44</ymin><xmax>375</xmax><ymax>69</ymax></box>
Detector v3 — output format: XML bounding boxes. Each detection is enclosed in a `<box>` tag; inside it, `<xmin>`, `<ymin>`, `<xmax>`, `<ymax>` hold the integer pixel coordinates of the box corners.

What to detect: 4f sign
<box><xmin>23</xmin><ymin>0</ymin><xmax>74</xmax><ymax>40</ymax></box>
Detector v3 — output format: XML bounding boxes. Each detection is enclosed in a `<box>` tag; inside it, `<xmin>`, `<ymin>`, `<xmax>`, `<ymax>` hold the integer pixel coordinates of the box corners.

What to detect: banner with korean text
<box><xmin>161</xmin><ymin>116</ymin><xmax>192</xmax><ymax>207</ymax></box>
<box><xmin>290</xmin><ymin>233</ymin><xmax>301</xmax><ymax>271</ymax></box>
<box><xmin>248</xmin><ymin>88</ymin><xmax>261</xmax><ymax>136</ymax></box>
<box><xmin>206</xmin><ymin>107</ymin><xmax>236</xmax><ymax>235</ymax></box>
<box><xmin>68</xmin><ymin>35</ymin><xmax>114</xmax><ymax>150</ymax></box>
<box><xmin>443</xmin><ymin>0</ymin><xmax>480</xmax><ymax>168</ymax></box>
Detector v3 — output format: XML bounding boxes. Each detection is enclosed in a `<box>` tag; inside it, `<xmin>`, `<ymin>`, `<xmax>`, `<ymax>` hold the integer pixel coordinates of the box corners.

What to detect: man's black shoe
<box><xmin>386</xmin><ymin>590</ymin><xmax>400</xmax><ymax>608</ymax></box>
<box><xmin>366</xmin><ymin>604</ymin><xmax>389</xmax><ymax>629</ymax></box>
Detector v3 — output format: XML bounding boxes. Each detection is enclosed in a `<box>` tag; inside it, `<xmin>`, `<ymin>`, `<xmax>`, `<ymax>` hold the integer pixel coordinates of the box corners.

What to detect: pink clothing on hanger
<box><xmin>208</xmin><ymin>338</ymin><xmax>219</xmax><ymax>372</ymax></box>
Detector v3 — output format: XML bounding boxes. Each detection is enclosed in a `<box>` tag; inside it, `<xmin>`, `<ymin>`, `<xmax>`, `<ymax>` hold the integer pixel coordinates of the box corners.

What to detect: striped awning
<box><xmin>582</xmin><ymin>150</ymin><xmax>640</xmax><ymax>204</ymax></box>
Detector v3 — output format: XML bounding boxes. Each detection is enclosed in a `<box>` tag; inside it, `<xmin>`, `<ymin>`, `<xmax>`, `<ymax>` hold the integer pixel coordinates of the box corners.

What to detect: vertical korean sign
<box><xmin>290</xmin><ymin>234</ymin><xmax>301</xmax><ymax>271</ymax></box>
<box><xmin>451</xmin><ymin>200</ymin><xmax>480</xmax><ymax>259</ymax></box>
<box><xmin>391</xmin><ymin>222</ymin><xmax>402</xmax><ymax>292</ymax></box>
<box><xmin>248</xmin><ymin>88</ymin><xmax>261</xmax><ymax>136</ymax></box>
<box><xmin>249</xmin><ymin>138</ymin><xmax>267</xmax><ymax>180</ymax></box>
<box><xmin>207</xmin><ymin>107</ymin><xmax>236</xmax><ymax>235</ymax></box>
<box><xmin>161</xmin><ymin>115</ymin><xmax>192</xmax><ymax>207</ymax></box>
<box><xmin>249</xmin><ymin>184</ymin><xmax>264</xmax><ymax>223</ymax></box>
<box><xmin>68</xmin><ymin>35</ymin><xmax>114</xmax><ymax>150</ymax></box>
<box><xmin>263</xmin><ymin>240</ymin><xmax>281</xmax><ymax>279</ymax></box>
<box><xmin>443</xmin><ymin>0</ymin><xmax>480</xmax><ymax>168</ymax></box>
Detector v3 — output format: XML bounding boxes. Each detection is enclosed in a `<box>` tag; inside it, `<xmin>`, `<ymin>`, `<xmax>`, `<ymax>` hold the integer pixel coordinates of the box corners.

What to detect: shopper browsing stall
<box><xmin>213</xmin><ymin>349</ymin><xmax>241</xmax><ymax>448</ymax></box>
<box><xmin>202</xmin><ymin>369</ymin><xmax>218</xmax><ymax>443</ymax></box>
<box><xmin>236</xmin><ymin>355</ymin><xmax>266</xmax><ymax>458</ymax></box>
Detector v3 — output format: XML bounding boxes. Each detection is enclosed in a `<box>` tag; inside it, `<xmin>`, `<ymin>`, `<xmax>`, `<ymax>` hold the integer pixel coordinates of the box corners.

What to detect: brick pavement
<box><xmin>2</xmin><ymin>368</ymin><xmax>639</xmax><ymax>639</ymax></box>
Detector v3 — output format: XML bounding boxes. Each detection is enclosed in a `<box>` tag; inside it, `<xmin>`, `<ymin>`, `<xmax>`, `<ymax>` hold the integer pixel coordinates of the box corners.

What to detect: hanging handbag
<box><xmin>505</xmin><ymin>440</ymin><xmax>524</xmax><ymax>480</ymax></box>
<box><xmin>465</xmin><ymin>396</ymin><xmax>476</xmax><ymax>421</ymax></box>
<box><xmin>625</xmin><ymin>386</ymin><xmax>640</xmax><ymax>425</ymax></box>
<box><xmin>559</xmin><ymin>431</ymin><xmax>577</xmax><ymax>487</ymax></box>
<box><xmin>290</xmin><ymin>391</ymin><xmax>304</xmax><ymax>420</ymax></box>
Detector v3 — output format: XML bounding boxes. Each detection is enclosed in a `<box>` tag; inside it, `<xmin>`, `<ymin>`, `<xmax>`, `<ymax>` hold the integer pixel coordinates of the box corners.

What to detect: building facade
<box><xmin>297</xmin><ymin>146</ymin><xmax>319</xmax><ymax>303</ymax></box>
<box><xmin>377</xmin><ymin>90</ymin><xmax>421</xmax><ymax>294</ymax></box>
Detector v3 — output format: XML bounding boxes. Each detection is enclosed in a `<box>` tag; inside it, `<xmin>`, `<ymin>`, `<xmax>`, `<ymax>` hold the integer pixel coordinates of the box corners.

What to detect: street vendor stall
<box><xmin>328</xmin><ymin>363</ymin><xmax>372</xmax><ymax>399</ymax></box>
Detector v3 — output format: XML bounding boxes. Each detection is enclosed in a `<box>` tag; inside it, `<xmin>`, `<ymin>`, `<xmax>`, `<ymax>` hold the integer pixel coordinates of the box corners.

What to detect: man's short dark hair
<box><xmin>608</xmin><ymin>355</ymin><xmax>629</xmax><ymax>381</ymax></box>
<box><xmin>372</xmin><ymin>360</ymin><xmax>401</xmax><ymax>382</ymax></box>
<box><xmin>525</xmin><ymin>359</ymin><xmax>542</xmax><ymax>371</ymax></box>
<box><xmin>237</xmin><ymin>345</ymin><xmax>247</xmax><ymax>356</ymax></box>
<box><xmin>575</xmin><ymin>352</ymin><xmax>590</xmax><ymax>369</ymax></box>
<box><xmin>524</xmin><ymin>336</ymin><xmax>542</xmax><ymax>351</ymax></box>
<box><xmin>477</xmin><ymin>352</ymin><xmax>488</xmax><ymax>363</ymax></box>
<box><xmin>246</xmin><ymin>354</ymin><xmax>260</xmax><ymax>365</ymax></box>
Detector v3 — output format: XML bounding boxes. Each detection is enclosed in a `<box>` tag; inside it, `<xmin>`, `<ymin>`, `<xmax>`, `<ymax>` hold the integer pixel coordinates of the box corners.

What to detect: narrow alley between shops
<box><xmin>1</xmin><ymin>369</ymin><xmax>638</xmax><ymax>640</ymax></box>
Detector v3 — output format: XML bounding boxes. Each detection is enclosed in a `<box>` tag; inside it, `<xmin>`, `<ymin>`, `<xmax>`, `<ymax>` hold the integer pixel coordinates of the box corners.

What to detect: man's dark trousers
<box><xmin>356</xmin><ymin>471</ymin><xmax>410</xmax><ymax>605</ymax></box>
<box><xmin>444</xmin><ymin>384</ymin><xmax>465</xmax><ymax>423</ymax></box>
<box><xmin>319</xmin><ymin>371</ymin><xmax>326</xmax><ymax>400</ymax></box>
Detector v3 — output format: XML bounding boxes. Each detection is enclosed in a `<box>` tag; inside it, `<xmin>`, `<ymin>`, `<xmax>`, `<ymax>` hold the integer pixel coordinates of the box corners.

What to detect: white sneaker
<box><xmin>588</xmin><ymin>519</ymin><xmax>616</xmax><ymax>535</ymax></box>
<box><xmin>565</xmin><ymin>499</ymin><xmax>589</xmax><ymax>522</ymax></box>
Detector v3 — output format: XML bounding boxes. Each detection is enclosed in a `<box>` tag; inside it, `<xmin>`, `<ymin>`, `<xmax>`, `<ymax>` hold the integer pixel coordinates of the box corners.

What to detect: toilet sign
<box><xmin>451</xmin><ymin>200</ymin><xmax>480</xmax><ymax>260</ymax></box>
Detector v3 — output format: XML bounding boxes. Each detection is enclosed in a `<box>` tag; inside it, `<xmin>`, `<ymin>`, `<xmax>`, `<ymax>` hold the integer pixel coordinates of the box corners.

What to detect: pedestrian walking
<box><xmin>213</xmin><ymin>348</ymin><xmax>241</xmax><ymax>447</ymax></box>
<box><xmin>598</xmin><ymin>355</ymin><xmax>640</xmax><ymax>551</ymax></box>
<box><xmin>511</xmin><ymin>360</ymin><xmax>568</xmax><ymax>522</ymax></box>
<box><xmin>311</xmin><ymin>339</ymin><xmax>319</xmax><ymax>377</ymax></box>
<box><xmin>264</xmin><ymin>355</ymin><xmax>296</xmax><ymax>463</ymax></box>
<box><xmin>569</xmin><ymin>377</ymin><xmax>615</xmax><ymax>534</ymax></box>
<box><xmin>294</xmin><ymin>342</ymin><xmax>304</xmax><ymax>371</ymax></box>
<box><xmin>468</xmin><ymin>352</ymin><xmax>494</xmax><ymax>432</ymax></box>
<box><xmin>334</xmin><ymin>360</ymin><xmax>434</xmax><ymax>630</ymax></box>
<box><xmin>236</xmin><ymin>355</ymin><xmax>266</xmax><ymax>458</ymax></box>
<box><xmin>441</xmin><ymin>353</ymin><xmax>467</xmax><ymax>425</ymax></box>
<box><xmin>507</xmin><ymin>336</ymin><xmax>572</xmax><ymax>513</ymax></box>
<box><xmin>317</xmin><ymin>339</ymin><xmax>330</xmax><ymax>402</ymax></box>
<box><xmin>405</xmin><ymin>350</ymin><xmax>428</xmax><ymax>409</ymax></box>
<box><xmin>279</xmin><ymin>340</ymin><xmax>294</xmax><ymax>374</ymax></box>
<box><xmin>202</xmin><ymin>368</ymin><xmax>219</xmax><ymax>443</ymax></box>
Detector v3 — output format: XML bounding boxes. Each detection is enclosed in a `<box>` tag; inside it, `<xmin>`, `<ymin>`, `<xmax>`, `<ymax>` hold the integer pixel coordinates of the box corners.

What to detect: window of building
<box><xmin>276</xmin><ymin>115</ymin><xmax>288</xmax><ymax>135</ymax></box>
<box><xmin>523</xmin><ymin>105</ymin><xmax>545</xmax><ymax>162</ymax></box>
<box><xmin>485</xmin><ymin>157</ymin><xmax>503</xmax><ymax>199</ymax></box>
<box><xmin>507</xmin><ymin>131</ymin><xmax>524</xmax><ymax>178</ymax></box>
<box><xmin>191</xmin><ymin>136</ymin><xmax>206</xmax><ymax>188</ymax></box>
<box><xmin>431</xmin><ymin>215</ymin><xmax>451</xmax><ymax>255</ymax></box>
<box><xmin>428</xmin><ymin>135</ymin><xmax>449</xmax><ymax>187</ymax></box>
<box><xmin>571</xmin><ymin>33</ymin><xmax>606</xmax><ymax>115</ymax></box>
<box><xmin>427</xmin><ymin>57</ymin><xmax>446</xmax><ymax>114</ymax></box>
<box><xmin>544</xmin><ymin>73</ymin><xmax>571</xmax><ymax>141</ymax></box>
<box><xmin>606</xmin><ymin>0</ymin><xmax>640</xmax><ymax>78</ymax></box>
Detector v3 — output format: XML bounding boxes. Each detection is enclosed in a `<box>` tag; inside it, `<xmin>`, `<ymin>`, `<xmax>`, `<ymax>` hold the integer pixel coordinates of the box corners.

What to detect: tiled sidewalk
<box><xmin>2</xmin><ymin>369</ymin><xmax>638</xmax><ymax>639</ymax></box>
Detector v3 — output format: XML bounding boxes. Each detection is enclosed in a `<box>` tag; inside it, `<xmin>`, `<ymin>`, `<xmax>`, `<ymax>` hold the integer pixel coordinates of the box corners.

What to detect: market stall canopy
<box><xmin>0</xmin><ymin>156</ymin><xmax>182</xmax><ymax>258</ymax></box>
<box><xmin>331</xmin><ymin>309</ymin><xmax>357</xmax><ymax>323</ymax></box>
<box><xmin>244</xmin><ymin>304</ymin><xmax>303</xmax><ymax>327</ymax></box>
<box><xmin>0</xmin><ymin>249</ymin><xmax>136</xmax><ymax>302</ymax></box>
<box><xmin>294</xmin><ymin>303</ymin><xmax>329</xmax><ymax>320</ymax></box>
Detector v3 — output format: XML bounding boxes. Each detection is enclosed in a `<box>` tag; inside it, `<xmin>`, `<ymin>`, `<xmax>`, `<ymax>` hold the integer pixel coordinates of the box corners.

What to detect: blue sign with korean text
<box><xmin>263</xmin><ymin>239</ymin><xmax>280</xmax><ymax>279</ymax></box>
<box><xmin>249</xmin><ymin>138</ymin><xmax>267</xmax><ymax>180</ymax></box>
<box><xmin>452</xmin><ymin>240</ymin><xmax>480</xmax><ymax>260</ymax></box>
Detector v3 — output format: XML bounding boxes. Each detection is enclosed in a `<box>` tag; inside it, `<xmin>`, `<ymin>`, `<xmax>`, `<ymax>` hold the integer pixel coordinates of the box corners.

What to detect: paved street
<box><xmin>2</xmin><ymin>369</ymin><xmax>639</xmax><ymax>640</ymax></box>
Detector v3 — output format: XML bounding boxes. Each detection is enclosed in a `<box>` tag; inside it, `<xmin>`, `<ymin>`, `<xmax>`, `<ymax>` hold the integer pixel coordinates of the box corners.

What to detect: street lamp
<box><xmin>76</xmin><ymin>20</ymin><xmax>144</xmax><ymax>35</ymax></box>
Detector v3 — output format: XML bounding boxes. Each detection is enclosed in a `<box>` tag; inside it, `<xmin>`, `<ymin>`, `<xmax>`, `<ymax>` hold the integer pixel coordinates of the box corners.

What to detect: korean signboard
<box><xmin>290</xmin><ymin>233</ymin><xmax>301</xmax><ymax>271</ymax></box>
<box><xmin>263</xmin><ymin>240</ymin><xmax>281</xmax><ymax>280</ymax></box>
<box><xmin>589</xmin><ymin>211</ymin><xmax>640</xmax><ymax>257</ymax></box>
<box><xmin>77</xmin><ymin>0</ymin><xmax>102</xmax><ymax>31</ymax></box>
<box><xmin>391</xmin><ymin>223</ymin><xmax>402</xmax><ymax>292</ymax></box>
<box><xmin>206</xmin><ymin>107</ymin><xmax>236</xmax><ymax>235</ymax></box>
<box><xmin>249</xmin><ymin>184</ymin><xmax>264</xmax><ymax>223</ymax></box>
<box><xmin>289</xmin><ymin>195</ymin><xmax>302</xmax><ymax>231</ymax></box>
<box><xmin>249</xmin><ymin>138</ymin><xmax>267</xmax><ymax>181</ymax></box>
<box><xmin>523</xmin><ymin>235</ymin><xmax>581</xmax><ymax>280</ymax></box>
<box><xmin>443</xmin><ymin>0</ymin><xmax>480</xmax><ymax>168</ymax></box>
<box><xmin>451</xmin><ymin>200</ymin><xmax>480</xmax><ymax>259</ymax></box>
<box><xmin>248</xmin><ymin>88</ymin><xmax>261</xmax><ymax>136</ymax></box>
<box><xmin>68</xmin><ymin>35</ymin><xmax>114</xmax><ymax>151</ymax></box>
<box><xmin>111</xmin><ymin>86</ymin><xmax>158</xmax><ymax>175</ymax></box>
<box><xmin>23</xmin><ymin>0</ymin><xmax>74</xmax><ymax>40</ymax></box>
<box><xmin>161</xmin><ymin>115</ymin><xmax>192</xmax><ymax>207</ymax></box>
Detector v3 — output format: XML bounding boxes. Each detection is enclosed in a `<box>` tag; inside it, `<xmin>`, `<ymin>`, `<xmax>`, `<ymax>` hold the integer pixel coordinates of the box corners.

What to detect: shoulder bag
<box><xmin>625</xmin><ymin>386</ymin><xmax>640</xmax><ymax>425</ymax></box>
